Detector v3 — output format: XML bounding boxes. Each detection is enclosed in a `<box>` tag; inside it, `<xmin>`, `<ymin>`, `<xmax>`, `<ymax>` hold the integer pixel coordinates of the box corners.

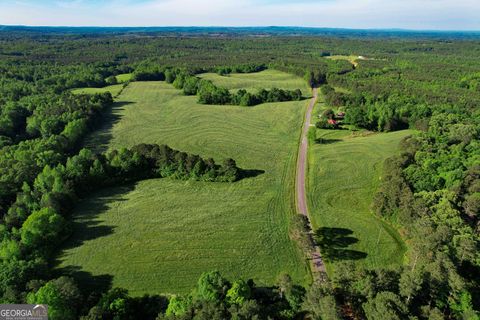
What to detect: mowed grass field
<box><xmin>325</xmin><ymin>54</ymin><xmax>359</xmax><ymax>67</ymax></box>
<box><xmin>71</xmin><ymin>84</ymin><xmax>124</xmax><ymax>96</ymax></box>
<box><xmin>58</xmin><ymin>70</ymin><xmax>310</xmax><ymax>295</ymax></box>
<box><xmin>198</xmin><ymin>69</ymin><xmax>311</xmax><ymax>95</ymax></box>
<box><xmin>115</xmin><ymin>73</ymin><xmax>133</xmax><ymax>83</ymax></box>
<box><xmin>307</xmin><ymin>124</ymin><xmax>412</xmax><ymax>274</ymax></box>
<box><xmin>71</xmin><ymin>74</ymin><xmax>131</xmax><ymax>96</ymax></box>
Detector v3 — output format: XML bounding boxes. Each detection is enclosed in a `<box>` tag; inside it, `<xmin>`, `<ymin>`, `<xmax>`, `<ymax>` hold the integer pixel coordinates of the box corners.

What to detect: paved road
<box><xmin>295</xmin><ymin>88</ymin><xmax>327</xmax><ymax>280</ymax></box>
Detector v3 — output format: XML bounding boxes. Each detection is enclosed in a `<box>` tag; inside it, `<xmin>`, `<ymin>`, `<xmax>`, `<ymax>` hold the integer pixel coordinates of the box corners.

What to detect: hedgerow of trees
<box><xmin>0</xmin><ymin>29</ymin><xmax>479</xmax><ymax>319</ymax></box>
<box><xmin>126</xmin><ymin>62</ymin><xmax>304</xmax><ymax>106</ymax></box>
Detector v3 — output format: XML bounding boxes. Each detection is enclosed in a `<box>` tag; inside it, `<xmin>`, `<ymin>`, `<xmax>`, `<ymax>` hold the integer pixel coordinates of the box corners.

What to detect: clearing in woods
<box><xmin>325</xmin><ymin>55</ymin><xmax>360</xmax><ymax>67</ymax></box>
<box><xmin>58</xmin><ymin>70</ymin><xmax>310</xmax><ymax>295</ymax></box>
<box><xmin>198</xmin><ymin>69</ymin><xmax>311</xmax><ymax>95</ymax></box>
<box><xmin>71</xmin><ymin>84</ymin><xmax>124</xmax><ymax>96</ymax></box>
<box><xmin>308</xmin><ymin>118</ymin><xmax>412</xmax><ymax>274</ymax></box>
<box><xmin>70</xmin><ymin>74</ymin><xmax>131</xmax><ymax>96</ymax></box>
<box><xmin>115</xmin><ymin>73</ymin><xmax>133</xmax><ymax>83</ymax></box>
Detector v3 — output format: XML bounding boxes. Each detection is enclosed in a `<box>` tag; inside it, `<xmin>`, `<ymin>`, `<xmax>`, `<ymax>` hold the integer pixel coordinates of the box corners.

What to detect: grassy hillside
<box><xmin>198</xmin><ymin>69</ymin><xmax>311</xmax><ymax>95</ymax></box>
<box><xmin>71</xmin><ymin>84</ymin><xmax>124</xmax><ymax>96</ymax></box>
<box><xmin>58</xmin><ymin>74</ymin><xmax>310</xmax><ymax>295</ymax></box>
<box><xmin>116</xmin><ymin>73</ymin><xmax>133</xmax><ymax>83</ymax></box>
<box><xmin>307</xmin><ymin>125</ymin><xmax>412</xmax><ymax>274</ymax></box>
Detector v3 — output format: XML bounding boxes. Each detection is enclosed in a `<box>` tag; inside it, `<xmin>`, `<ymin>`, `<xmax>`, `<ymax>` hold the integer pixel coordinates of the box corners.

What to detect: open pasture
<box><xmin>198</xmin><ymin>69</ymin><xmax>311</xmax><ymax>95</ymax></box>
<box><xmin>71</xmin><ymin>84</ymin><xmax>124</xmax><ymax>96</ymax></box>
<box><xmin>59</xmin><ymin>72</ymin><xmax>311</xmax><ymax>295</ymax></box>
<box><xmin>115</xmin><ymin>73</ymin><xmax>133</xmax><ymax>83</ymax></box>
<box><xmin>308</xmin><ymin>126</ymin><xmax>412</xmax><ymax>273</ymax></box>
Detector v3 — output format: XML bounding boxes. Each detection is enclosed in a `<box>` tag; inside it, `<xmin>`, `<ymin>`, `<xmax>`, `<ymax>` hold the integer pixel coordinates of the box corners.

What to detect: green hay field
<box><xmin>198</xmin><ymin>69</ymin><xmax>311</xmax><ymax>95</ymax></box>
<box><xmin>71</xmin><ymin>84</ymin><xmax>124</xmax><ymax>96</ymax></box>
<box><xmin>308</xmin><ymin>125</ymin><xmax>412</xmax><ymax>274</ymax></box>
<box><xmin>58</xmin><ymin>71</ymin><xmax>310</xmax><ymax>295</ymax></box>
<box><xmin>116</xmin><ymin>73</ymin><xmax>133</xmax><ymax>83</ymax></box>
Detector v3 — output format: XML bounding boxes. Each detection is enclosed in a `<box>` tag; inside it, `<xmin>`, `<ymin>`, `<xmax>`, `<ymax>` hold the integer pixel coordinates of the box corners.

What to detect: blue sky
<box><xmin>0</xmin><ymin>0</ymin><xmax>479</xmax><ymax>30</ymax></box>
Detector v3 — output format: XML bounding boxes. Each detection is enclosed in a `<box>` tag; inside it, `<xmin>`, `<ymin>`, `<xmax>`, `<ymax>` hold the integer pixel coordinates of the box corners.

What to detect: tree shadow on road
<box><xmin>314</xmin><ymin>227</ymin><xmax>367</xmax><ymax>262</ymax></box>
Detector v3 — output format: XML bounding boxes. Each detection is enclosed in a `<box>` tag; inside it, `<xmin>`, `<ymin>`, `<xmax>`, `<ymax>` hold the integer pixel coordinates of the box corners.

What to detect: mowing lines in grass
<box><xmin>198</xmin><ymin>69</ymin><xmax>311</xmax><ymax>96</ymax></box>
<box><xmin>59</xmin><ymin>71</ymin><xmax>311</xmax><ymax>295</ymax></box>
<box><xmin>308</xmin><ymin>128</ymin><xmax>412</xmax><ymax>274</ymax></box>
<box><xmin>71</xmin><ymin>84</ymin><xmax>124</xmax><ymax>96</ymax></box>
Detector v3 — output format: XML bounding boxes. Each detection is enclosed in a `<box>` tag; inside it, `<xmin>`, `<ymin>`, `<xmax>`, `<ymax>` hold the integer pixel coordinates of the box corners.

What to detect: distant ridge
<box><xmin>1</xmin><ymin>25</ymin><xmax>479</xmax><ymax>39</ymax></box>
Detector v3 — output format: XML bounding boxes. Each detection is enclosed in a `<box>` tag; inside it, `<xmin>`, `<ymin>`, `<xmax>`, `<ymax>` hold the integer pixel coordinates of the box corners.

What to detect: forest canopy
<box><xmin>0</xmin><ymin>29</ymin><xmax>479</xmax><ymax>319</ymax></box>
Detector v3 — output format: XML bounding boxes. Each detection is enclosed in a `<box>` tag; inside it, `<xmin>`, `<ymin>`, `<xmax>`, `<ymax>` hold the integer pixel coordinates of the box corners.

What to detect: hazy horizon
<box><xmin>0</xmin><ymin>0</ymin><xmax>479</xmax><ymax>31</ymax></box>
<box><xmin>2</xmin><ymin>25</ymin><xmax>479</xmax><ymax>33</ymax></box>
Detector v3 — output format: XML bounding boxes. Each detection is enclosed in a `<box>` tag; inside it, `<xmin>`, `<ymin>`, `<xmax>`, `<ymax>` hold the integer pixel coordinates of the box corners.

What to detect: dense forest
<box><xmin>0</xmin><ymin>29</ymin><xmax>479</xmax><ymax>319</ymax></box>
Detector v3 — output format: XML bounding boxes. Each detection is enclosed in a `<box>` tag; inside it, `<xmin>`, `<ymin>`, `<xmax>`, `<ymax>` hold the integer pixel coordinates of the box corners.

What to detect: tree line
<box><xmin>132</xmin><ymin>63</ymin><xmax>304</xmax><ymax>106</ymax></box>
<box><xmin>1</xmin><ymin>29</ymin><xmax>480</xmax><ymax>319</ymax></box>
<box><xmin>369</xmin><ymin>112</ymin><xmax>480</xmax><ymax>319</ymax></box>
<box><xmin>0</xmin><ymin>93</ymin><xmax>114</xmax><ymax>213</ymax></box>
<box><xmin>214</xmin><ymin>63</ymin><xmax>267</xmax><ymax>76</ymax></box>
<box><xmin>20</xmin><ymin>269</ymin><xmax>340</xmax><ymax>320</ymax></box>
<box><xmin>1</xmin><ymin>143</ymin><xmax>243</xmax><ymax>310</ymax></box>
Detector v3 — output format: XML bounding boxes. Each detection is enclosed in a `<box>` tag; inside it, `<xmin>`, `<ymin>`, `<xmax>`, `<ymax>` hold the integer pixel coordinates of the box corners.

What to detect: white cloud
<box><xmin>0</xmin><ymin>0</ymin><xmax>478</xmax><ymax>30</ymax></box>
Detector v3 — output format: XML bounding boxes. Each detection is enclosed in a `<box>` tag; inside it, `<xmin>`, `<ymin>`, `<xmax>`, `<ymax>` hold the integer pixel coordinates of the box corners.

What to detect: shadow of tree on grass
<box><xmin>315</xmin><ymin>138</ymin><xmax>343</xmax><ymax>145</ymax></box>
<box><xmin>54</xmin><ymin>184</ymin><xmax>137</xmax><ymax>294</ymax></box>
<box><xmin>84</xmin><ymin>101</ymin><xmax>134</xmax><ymax>153</ymax></box>
<box><xmin>54</xmin><ymin>265</ymin><xmax>114</xmax><ymax>296</ymax></box>
<box><xmin>60</xmin><ymin>184</ymin><xmax>135</xmax><ymax>251</ymax></box>
<box><xmin>239</xmin><ymin>169</ymin><xmax>265</xmax><ymax>180</ymax></box>
<box><xmin>315</xmin><ymin>227</ymin><xmax>367</xmax><ymax>262</ymax></box>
